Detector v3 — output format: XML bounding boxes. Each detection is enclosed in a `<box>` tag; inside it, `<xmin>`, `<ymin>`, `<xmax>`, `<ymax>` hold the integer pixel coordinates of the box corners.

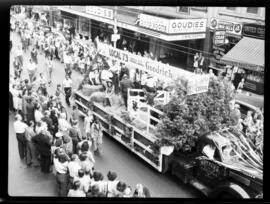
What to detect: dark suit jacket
<box><xmin>120</xmin><ymin>79</ymin><xmax>134</xmax><ymax>94</ymax></box>
<box><xmin>32</xmin><ymin>133</ymin><xmax>52</xmax><ymax>156</ymax></box>
<box><xmin>42</xmin><ymin>116</ymin><xmax>53</xmax><ymax>131</ymax></box>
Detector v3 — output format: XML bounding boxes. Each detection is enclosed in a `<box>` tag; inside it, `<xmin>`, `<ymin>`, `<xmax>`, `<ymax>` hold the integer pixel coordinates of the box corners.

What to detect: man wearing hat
<box><xmin>120</xmin><ymin>74</ymin><xmax>134</xmax><ymax>109</ymax></box>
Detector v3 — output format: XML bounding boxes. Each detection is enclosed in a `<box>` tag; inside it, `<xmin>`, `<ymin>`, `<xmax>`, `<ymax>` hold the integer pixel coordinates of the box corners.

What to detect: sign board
<box><xmin>111</xmin><ymin>33</ymin><xmax>120</xmax><ymax>42</ymax></box>
<box><xmin>168</xmin><ymin>18</ymin><xmax>207</xmax><ymax>34</ymax></box>
<box><xmin>85</xmin><ymin>6</ymin><xmax>114</xmax><ymax>20</ymax></box>
<box><xmin>210</xmin><ymin>18</ymin><xmax>242</xmax><ymax>36</ymax></box>
<box><xmin>138</xmin><ymin>13</ymin><xmax>169</xmax><ymax>33</ymax></box>
<box><xmin>97</xmin><ymin>42</ymin><xmax>209</xmax><ymax>95</ymax></box>
<box><xmin>242</xmin><ymin>23</ymin><xmax>265</xmax><ymax>40</ymax></box>
<box><xmin>139</xmin><ymin>13</ymin><xmax>207</xmax><ymax>34</ymax></box>
<box><xmin>187</xmin><ymin>74</ymin><xmax>210</xmax><ymax>95</ymax></box>
<box><xmin>164</xmin><ymin>33</ymin><xmax>206</xmax><ymax>41</ymax></box>
<box><xmin>213</xmin><ymin>30</ymin><xmax>226</xmax><ymax>46</ymax></box>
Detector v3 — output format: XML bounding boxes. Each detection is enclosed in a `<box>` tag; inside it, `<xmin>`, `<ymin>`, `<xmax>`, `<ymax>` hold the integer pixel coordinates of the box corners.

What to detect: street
<box><xmin>8</xmin><ymin>31</ymin><xmax>203</xmax><ymax>198</ymax></box>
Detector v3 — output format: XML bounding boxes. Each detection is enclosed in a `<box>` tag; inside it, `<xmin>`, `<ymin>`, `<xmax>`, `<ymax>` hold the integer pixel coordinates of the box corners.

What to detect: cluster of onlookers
<box><xmin>11</xmin><ymin>7</ymin><xmax>152</xmax><ymax>197</ymax></box>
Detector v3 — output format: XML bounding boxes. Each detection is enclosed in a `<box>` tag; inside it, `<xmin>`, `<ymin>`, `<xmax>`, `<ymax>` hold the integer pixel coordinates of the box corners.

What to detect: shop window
<box><xmin>176</xmin><ymin>7</ymin><xmax>190</xmax><ymax>14</ymax></box>
<box><xmin>191</xmin><ymin>7</ymin><xmax>208</xmax><ymax>12</ymax></box>
<box><xmin>246</xmin><ymin>7</ymin><xmax>259</xmax><ymax>14</ymax></box>
<box><xmin>226</xmin><ymin>7</ymin><xmax>236</xmax><ymax>11</ymax></box>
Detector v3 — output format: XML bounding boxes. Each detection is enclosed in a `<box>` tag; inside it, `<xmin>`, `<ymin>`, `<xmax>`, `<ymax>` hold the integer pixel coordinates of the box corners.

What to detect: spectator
<box><xmin>69</xmin><ymin>121</ymin><xmax>82</xmax><ymax>154</ymax></box>
<box><xmin>53</xmin><ymin>148</ymin><xmax>69</xmax><ymax>197</ymax></box>
<box><xmin>107</xmin><ymin>171</ymin><xmax>119</xmax><ymax>197</ymax></box>
<box><xmin>13</xmin><ymin>114</ymin><xmax>28</xmax><ymax>160</ymax></box>
<box><xmin>62</xmin><ymin>75</ymin><xmax>73</xmax><ymax>107</ymax></box>
<box><xmin>32</xmin><ymin>127</ymin><xmax>52</xmax><ymax>173</ymax></box>
<box><xmin>24</xmin><ymin>120</ymin><xmax>36</xmax><ymax>167</ymax></box>
<box><xmin>133</xmin><ymin>183</ymin><xmax>151</xmax><ymax>198</ymax></box>
<box><xmin>67</xmin><ymin>180</ymin><xmax>86</xmax><ymax>197</ymax></box>
<box><xmin>91</xmin><ymin>119</ymin><xmax>103</xmax><ymax>155</ymax></box>
<box><xmin>62</xmin><ymin>135</ymin><xmax>73</xmax><ymax>157</ymax></box>
<box><xmin>67</xmin><ymin>154</ymin><xmax>81</xmax><ymax>189</ymax></box>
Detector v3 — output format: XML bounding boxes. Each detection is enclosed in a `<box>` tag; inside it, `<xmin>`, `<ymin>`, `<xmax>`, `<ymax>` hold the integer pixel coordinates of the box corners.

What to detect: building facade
<box><xmin>55</xmin><ymin>6</ymin><xmax>265</xmax><ymax>94</ymax></box>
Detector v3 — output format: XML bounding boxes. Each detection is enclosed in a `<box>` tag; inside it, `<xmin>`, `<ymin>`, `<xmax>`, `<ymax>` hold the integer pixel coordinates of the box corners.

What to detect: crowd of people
<box><xmin>10</xmin><ymin>7</ymin><xmax>152</xmax><ymax>197</ymax></box>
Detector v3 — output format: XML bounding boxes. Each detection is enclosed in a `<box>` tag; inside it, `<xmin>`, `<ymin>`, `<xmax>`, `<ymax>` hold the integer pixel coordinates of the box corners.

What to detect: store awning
<box><xmin>57</xmin><ymin>6</ymin><xmax>206</xmax><ymax>42</ymax></box>
<box><xmin>220</xmin><ymin>37</ymin><xmax>264</xmax><ymax>72</ymax></box>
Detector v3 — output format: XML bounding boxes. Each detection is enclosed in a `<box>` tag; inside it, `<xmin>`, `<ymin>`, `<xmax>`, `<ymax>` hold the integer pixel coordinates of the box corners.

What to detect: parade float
<box><xmin>73</xmin><ymin>42</ymin><xmax>263</xmax><ymax>198</ymax></box>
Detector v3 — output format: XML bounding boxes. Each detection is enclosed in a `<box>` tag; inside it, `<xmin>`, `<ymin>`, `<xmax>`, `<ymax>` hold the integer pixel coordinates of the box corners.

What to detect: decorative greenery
<box><xmin>120</xmin><ymin>111</ymin><xmax>134</xmax><ymax>124</ymax></box>
<box><xmin>155</xmin><ymin>77</ymin><xmax>236</xmax><ymax>153</ymax></box>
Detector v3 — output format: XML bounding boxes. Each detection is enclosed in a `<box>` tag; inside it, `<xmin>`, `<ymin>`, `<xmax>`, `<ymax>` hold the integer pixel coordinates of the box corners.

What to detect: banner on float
<box><xmin>187</xmin><ymin>74</ymin><xmax>210</xmax><ymax>95</ymax></box>
<box><xmin>97</xmin><ymin>42</ymin><xmax>209</xmax><ymax>95</ymax></box>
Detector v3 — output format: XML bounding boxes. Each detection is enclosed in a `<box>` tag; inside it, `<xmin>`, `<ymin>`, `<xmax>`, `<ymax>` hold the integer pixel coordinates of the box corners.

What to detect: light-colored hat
<box><xmin>55</xmin><ymin>132</ymin><xmax>63</xmax><ymax>138</ymax></box>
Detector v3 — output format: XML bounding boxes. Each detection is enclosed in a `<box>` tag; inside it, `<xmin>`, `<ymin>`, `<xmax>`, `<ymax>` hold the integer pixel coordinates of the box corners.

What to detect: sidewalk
<box><xmin>235</xmin><ymin>90</ymin><xmax>264</xmax><ymax>109</ymax></box>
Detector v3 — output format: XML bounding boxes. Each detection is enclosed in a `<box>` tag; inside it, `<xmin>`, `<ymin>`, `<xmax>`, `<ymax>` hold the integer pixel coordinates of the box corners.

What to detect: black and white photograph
<box><xmin>8</xmin><ymin>5</ymin><xmax>264</xmax><ymax>199</ymax></box>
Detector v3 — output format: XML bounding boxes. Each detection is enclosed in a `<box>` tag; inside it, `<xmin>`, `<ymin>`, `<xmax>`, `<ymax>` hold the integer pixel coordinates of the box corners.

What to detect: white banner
<box><xmin>210</xmin><ymin>18</ymin><xmax>242</xmax><ymax>36</ymax></box>
<box><xmin>168</xmin><ymin>18</ymin><xmax>207</xmax><ymax>34</ymax></box>
<box><xmin>187</xmin><ymin>74</ymin><xmax>210</xmax><ymax>95</ymax></box>
<box><xmin>97</xmin><ymin>42</ymin><xmax>209</xmax><ymax>95</ymax></box>
<box><xmin>85</xmin><ymin>6</ymin><xmax>114</xmax><ymax>20</ymax></box>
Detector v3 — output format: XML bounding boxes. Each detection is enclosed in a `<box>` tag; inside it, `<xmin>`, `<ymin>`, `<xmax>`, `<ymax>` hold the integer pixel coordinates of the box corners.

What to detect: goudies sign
<box><xmin>97</xmin><ymin>42</ymin><xmax>209</xmax><ymax>95</ymax></box>
<box><xmin>138</xmin><ymin>13</ymin><xmax>207</xmax><ymax>34</ymax></box>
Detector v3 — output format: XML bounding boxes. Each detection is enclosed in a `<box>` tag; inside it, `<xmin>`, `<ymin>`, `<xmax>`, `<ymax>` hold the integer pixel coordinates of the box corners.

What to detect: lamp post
<box><xmin>113</xmin><ymin>6</ymin><xmax>118</xmax><ymax>48</ymax></box>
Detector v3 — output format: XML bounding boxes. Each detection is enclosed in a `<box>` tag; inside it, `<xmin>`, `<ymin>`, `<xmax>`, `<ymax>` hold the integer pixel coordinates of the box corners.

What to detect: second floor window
<box><xmin>177</xmin><ymin>7</ymin><xmax>189</xmax><ymax>13</ymax></box>
<box><xmin>246</xmin><ymin>7</ymin><xmax>259</xmax><ymax>14</ymax></box>
<box><xmin>226</xmin><ymin>7</ymin><xmax>236</xmax><ymax>11</ymax></box>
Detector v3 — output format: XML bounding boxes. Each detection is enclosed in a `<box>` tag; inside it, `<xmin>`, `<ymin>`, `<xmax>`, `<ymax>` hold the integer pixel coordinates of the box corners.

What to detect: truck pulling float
<box><xmin>74</xmin><ymin>42</ymin><xmax>263</xmax><ymax>198</ymax></box>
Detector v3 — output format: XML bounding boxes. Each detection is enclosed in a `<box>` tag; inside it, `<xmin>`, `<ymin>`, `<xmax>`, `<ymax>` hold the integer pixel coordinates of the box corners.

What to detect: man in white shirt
<box><xmin>100</xmin><ymin>68</ymin><xmax>113</xmax><ymax>91</ymax></box>
<box><xmin>13</xmin><ymin>114</ymin><xmax>28</xmax><ymax>160</ymax></box>
<box><xmin>27</xmin><ymin>59</ymin><xmax>37</xmax><ymax>83</ymax></box>
<box><xmin>53</xmin><ymin>151</ymin><xmax>69</xmax><ymax>196</ymax></box>
<box><xmin>62</xmin><ymin>75</ymin><xmax>73</xmax><ymax>106</ymax></box>
<box><xmin>67</xmin><ymin>154</ymin><xmax>81</xmax><ymax>186</ymax></box>
<box><xmin>58</xmin><ymin>113</ymin><xmax>71</xmax><ymax>133</ymax></box>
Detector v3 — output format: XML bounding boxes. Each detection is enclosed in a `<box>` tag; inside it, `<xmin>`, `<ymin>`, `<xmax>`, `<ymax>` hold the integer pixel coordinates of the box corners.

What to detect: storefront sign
<box><xmin>165</xmin><ymin>33</ymin><xmax>206</xmax><ymax>41</ymax></box>
<box><xmin>242</xmin><ymin>23</ymin><xmax>265</xmax><ymax>39</ymax></box>
<box><xmin>97</xmin><ymin>42</ymin><xmax>209</xmax><ymax>95</ymax></box>
<box><xmin>210</xmin><ymin>18</ymin><xmax>242</xmax><ymax>36</ymax></box>
<box><xmin>138</xmin><ymin>13</ymin><xmax>169</xmax><ymax>33</ymax></box>
<box><xmin>139</xmin><ymin>13</ymin><xmax>207</xmax><ymax>34</ymax></box>
<box><xmin>85</xmin><ymin>6</ymin><xmax>114</xmax><ymax>20</ymax></box>
<box><xmin>168</xmin><ymin>18</ymin><xmax>207</xmax><ymax>34</ymax></box>
<box><xmin>213</xmin><ymin>30</ymin><xmax>226</xmax><ymax>46</ymax></box>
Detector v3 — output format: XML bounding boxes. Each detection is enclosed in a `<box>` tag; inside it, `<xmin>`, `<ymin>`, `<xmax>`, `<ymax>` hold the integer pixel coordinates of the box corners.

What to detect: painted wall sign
<box><xmin>210</xmin><ymin>18</ymin><xmax>242</xmax><ymax>36</ymax></box>
<box><xmin>85</xmin><ymin>6</ymin><xmax>114</xmax><ymax>20</ymax></box>
<box><xmin>242</xmin><ymin>23</ymin><xmax>265</xmax><ymax>39</ymax></box>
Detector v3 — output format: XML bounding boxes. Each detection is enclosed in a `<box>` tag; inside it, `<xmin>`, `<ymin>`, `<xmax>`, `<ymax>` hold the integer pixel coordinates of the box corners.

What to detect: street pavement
<box><xmin>8</xmin><ymin>31</ymin><xmax>202</xmax><ymax>198</ymax></box>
